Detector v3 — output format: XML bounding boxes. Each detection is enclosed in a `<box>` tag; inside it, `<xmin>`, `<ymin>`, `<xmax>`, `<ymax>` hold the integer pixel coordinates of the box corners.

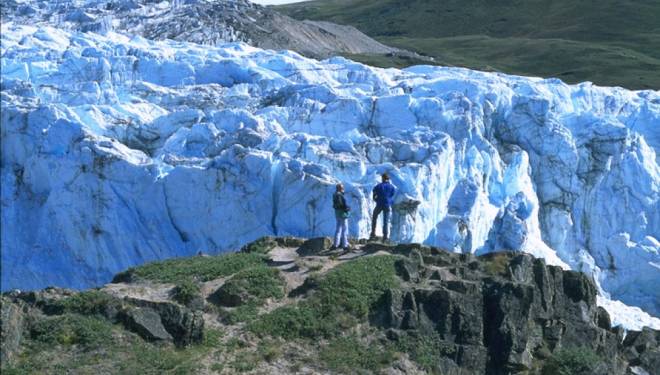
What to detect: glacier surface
<box><xmin>1</xmin><ymin>24</ymin><xmax>659</xmax><ymax>329</ymax></box>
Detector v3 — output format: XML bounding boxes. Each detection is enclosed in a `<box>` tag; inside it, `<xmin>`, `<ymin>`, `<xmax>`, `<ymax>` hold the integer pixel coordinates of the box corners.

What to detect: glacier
<box><xmin>1</xmin><ymin>23</ymin><xmax>659</xmax><ymax>329</ymax></box>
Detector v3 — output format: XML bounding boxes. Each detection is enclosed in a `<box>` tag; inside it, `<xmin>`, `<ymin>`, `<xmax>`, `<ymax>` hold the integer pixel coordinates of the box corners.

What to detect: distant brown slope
<box><xmin>1</xmin><ymin>0</ymin><xmax>421</xmax><ymax>60</ymax></box>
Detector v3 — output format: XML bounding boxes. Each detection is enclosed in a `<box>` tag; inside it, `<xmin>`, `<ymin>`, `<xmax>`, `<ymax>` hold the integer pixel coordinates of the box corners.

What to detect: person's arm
<box><xmin>372</xmin><ymin>185</ymin><xmax>378</xmax><ymax>201</ymax></box>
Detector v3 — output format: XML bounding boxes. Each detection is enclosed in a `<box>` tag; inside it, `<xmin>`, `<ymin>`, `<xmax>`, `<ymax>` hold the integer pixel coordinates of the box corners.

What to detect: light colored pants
<box><xmin>371</xmin><ymin>205</ymin><xmax>391</xmax><ymax>239</ymax></box>
<box><xmin>333</xmin><ymin>217</ymin><xmax>349</xmax><ymax>248</ymax></box>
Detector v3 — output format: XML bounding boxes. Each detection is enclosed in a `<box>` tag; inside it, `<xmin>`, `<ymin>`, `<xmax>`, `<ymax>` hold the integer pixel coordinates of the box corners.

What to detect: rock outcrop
<box><xmin>3</xmin><ymin>238</ymin><xmax>655</xmax><ymax>374</ymax></box>
<box><xmin>372</xmin><ymin>248</ymin><xmax>630</xmax><ymax>373</ymax></box>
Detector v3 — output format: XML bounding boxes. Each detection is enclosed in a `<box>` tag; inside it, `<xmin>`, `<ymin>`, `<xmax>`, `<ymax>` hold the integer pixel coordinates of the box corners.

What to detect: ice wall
<box><xmin>1</xmin><ymin>25</ymin><xmax>658</xmax><ymax>326</ymax></box>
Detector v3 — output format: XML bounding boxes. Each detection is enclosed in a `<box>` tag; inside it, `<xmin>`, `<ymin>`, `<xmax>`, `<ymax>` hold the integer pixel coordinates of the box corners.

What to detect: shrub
<box><xmin>483</xmin><ymin>252</ymin><xmax>511</xmax><ymax>276</ymax></box>
<box><xmin>116</xmin><ymin>341</ymin><xmax>200</xmax><ymax>375</ymax></box>
<box><xmin>542</xmin><ymin>347</ymin><xmax>601</xmax><ymax>375</ymax></box>
<box><xmin>320</xmin><ymin>335</ymin><xmax>396</xmax><ymax>372</ymax></box>
<box><xmin>220</xmin><ymin>266</ymin><xmax>286</xmax><ymax>304</ymax></box>
<box><xmin>47</xmin><ymin>290</ymin><xmax>120</xmax><ymax>316</ymax></box>
<box><xmin>172</xmin><ymin>278</ymin><xmax>201</xmax><ymax>306</ymax></box>
<box><xmin>250</xmin><ymin>255</ymin><xmax>400</xmax><ymax>339</ymax></box>
<box><xmin>257</xmin><ymin>338</ymin><xmax>283</xmax><ymax>363</ymax></box>
<box><xmin>223</xmin><ymin>303</ymin><xmax>260</xmax><ymax>324</ymax></box>
<box><xmin>229</xmin><ymin>350</ymin><xmax>259</xmax><ymax>372</ymax></box>
<box><xmin>30</xmin><ymin>314</ymin><xmax>114</xmax><ymax>349</ymax></box>
<box><xmin>202</xmin><ymin>328</ymin><xmax>224</xmax><ymax>348</ymax></box>
<box><xmin>396</xmin><ymin>331</ymin><xmax>456</xmax><ymax>372</ymax></box>
<box><xmin>128</xmin><ymin>252</ymin><xmax>267</xmax><ymax>284</ymax></box>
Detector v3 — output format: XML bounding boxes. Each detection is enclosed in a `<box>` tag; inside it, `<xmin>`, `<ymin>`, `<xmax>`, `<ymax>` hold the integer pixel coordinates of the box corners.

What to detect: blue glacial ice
<box><xmin>1</xmin><ymin>24</ymin><xmax>658</xmax><ymax>329</ymax></box>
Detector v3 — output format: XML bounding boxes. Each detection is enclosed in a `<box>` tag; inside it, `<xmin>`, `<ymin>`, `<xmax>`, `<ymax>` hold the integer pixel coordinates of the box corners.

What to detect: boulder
<box><xmin>125</xmin><ymin>298</ymin><xmax>204</xmax><ymax>346</ymax></box>
<box><xmin>209</xmin><ymin>283</ymin><xmax>248</xmax><ymax>308</ymax></box>
<box><xmin>297</xmin><ymin>237</ymin><xmax>332</xmax><ymax>256</ymax></box>
<box><xmin>123</xmin><ymin>307</ymin><xmax>173</xmax><ymax>342</ymax></box>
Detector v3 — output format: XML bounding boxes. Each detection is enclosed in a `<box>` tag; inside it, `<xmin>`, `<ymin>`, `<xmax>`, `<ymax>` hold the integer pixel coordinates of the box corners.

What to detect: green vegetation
<box><xmin>5</xmin><ymin>321</ymin><xmax>224</xmax><ymax>375</ymax></box>
<box><xmin>171</xmin><ymin>278</ymin><xmax>201</xmax><ymax>306</ymax></box>
<box><xmin>483</xmin><ymin>252</ymin><xmax>511</xmax><ymax>276</ymax></box>
<box><xmin>221</xmin><ymin>266</ymin><xmax>286</xmax><ymax>304</ymax></box>
<box><xmin>222</xmin><ymin>302</ymin><xmax>260</xmax><ymax>324</ymax></box>
<box><xmin>257</xmin><ymin>338</ymin><xmax>283</xmax><ymax>363</ymax></box>
<box><xmin>222</xmin><ymin>337</ymin><xmax>283</xmax><ymax>372</ymax></box>
<box><xmin>30</xmin><ymin>314</ymin><xmax>114</xmax><ymax>349</ymax></box>
<box><xmin>320</xmin><ymin>335</ymin><xmax>396</xmax><ymax>373</ymax></box>
<box><xmin>214</xmin><ymin>265</ymin><xmax>286</xmax><ymax>324</ymax></box>
<box><xmin>47</xmin><ymin>290</ymin><xmax>121</xmax><ymax>316</ymax></box>
<box><xmin>396</xmin><ymin>331</ymin><xmax>456</xmax><ymax>373</ymax></box>
<box><xmin>278</xmin><ymin>0</ymin><xmax>660</xmax><ymax>89</ymax></box>
<box><xmin>250</xmin><ymin>255</ymin><xmax>399</xmax><ymax>339</ymax></box>
<box><xmin>542</xmin><ymin>347</ymin><xmax>602</xmax><ymax>375</ymax></box>
<box><xmin>124</xmin><ymin>252</ymin><xmax>267</xmax><ymax>284</ymax></box>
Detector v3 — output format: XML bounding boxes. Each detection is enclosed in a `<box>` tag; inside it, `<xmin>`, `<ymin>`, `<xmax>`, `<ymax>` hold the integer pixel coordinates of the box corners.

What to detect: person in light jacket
<box><xmin>331</xmin><ymin>183</ymin><xmax>351</xmax><ymax>251</ymax></box>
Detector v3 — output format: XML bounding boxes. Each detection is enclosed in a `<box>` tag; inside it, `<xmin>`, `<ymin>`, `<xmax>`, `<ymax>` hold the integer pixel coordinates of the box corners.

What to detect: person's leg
<box><xmin>341</xmin><ymin>218</ymin><xmax>349</xmax><ymax>249</ymax></box>
<box><xmin>370</xmin><ymin>206</ymin><xmax>382</xmax><ymax>239</ymax></box>
<box><xmin>333</xmin><ymin>216</ymin><xmax>342</xmax><ymax>248</ymax></box>
<box><xmin>382</xmin><ymin>207</ymin><xmax>391</xmax><ymax>240</ymax></box>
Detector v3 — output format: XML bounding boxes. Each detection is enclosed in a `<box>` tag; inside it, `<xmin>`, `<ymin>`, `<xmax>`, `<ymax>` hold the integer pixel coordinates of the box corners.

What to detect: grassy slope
<box><xmin>277</xmin><ymin>0</ymin><xmax>660</xmax><ymax>89</ymax></box>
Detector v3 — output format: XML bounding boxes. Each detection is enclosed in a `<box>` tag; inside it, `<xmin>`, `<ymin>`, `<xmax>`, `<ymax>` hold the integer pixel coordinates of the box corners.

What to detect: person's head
<box><xmin>336</xmin><ymin>183</ymin><xmax>344</xmax><ymax>192</ymax></box>
<box><xmin>381</xmin><ymin>173</ymin><xmax>390</xmax><ymax>182</ymax></box>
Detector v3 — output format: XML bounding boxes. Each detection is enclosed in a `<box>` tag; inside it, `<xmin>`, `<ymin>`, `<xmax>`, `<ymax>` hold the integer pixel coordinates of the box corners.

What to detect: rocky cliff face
<box><xmin>1</xmin><ymin>238</ymin><xmax>658</xmax><ymax>374</ymax></box>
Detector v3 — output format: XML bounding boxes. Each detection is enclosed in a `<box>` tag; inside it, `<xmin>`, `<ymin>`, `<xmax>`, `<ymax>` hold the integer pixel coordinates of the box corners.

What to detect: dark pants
<box><xmin>371</xmin><ymin>205</ymin><xmax>391</xmax><ymax>240</ymax></box>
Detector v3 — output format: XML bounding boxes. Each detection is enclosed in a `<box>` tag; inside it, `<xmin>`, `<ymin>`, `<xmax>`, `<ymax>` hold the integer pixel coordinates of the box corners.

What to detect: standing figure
<box><xmin>331</xmin><ymin>183</ymin><xmax>351</xmax><ymax>250</ymax></box>
<box><xmin>370</xmin><ymin>173</ymin><xmax>397</xmax><ymax>241</ymax></box>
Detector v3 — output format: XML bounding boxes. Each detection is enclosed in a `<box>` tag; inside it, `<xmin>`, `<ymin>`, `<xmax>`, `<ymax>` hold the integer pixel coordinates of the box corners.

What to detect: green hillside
<box><xmin>277</xmin><ymin>0</ymin><xmax>660</xmax><ymax>89</ymax></box>
<box><xmin>3</xmin><ymin>237</ymin><xmax>656</xmax><ymax>374</ymax></box>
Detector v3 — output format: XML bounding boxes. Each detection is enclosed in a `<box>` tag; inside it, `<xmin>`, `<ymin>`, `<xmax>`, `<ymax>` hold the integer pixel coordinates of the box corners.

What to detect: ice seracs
<box><xmin>1</xmin><ymin>23</ymin><xmax>659</xmax><ymax>329</ymax></box>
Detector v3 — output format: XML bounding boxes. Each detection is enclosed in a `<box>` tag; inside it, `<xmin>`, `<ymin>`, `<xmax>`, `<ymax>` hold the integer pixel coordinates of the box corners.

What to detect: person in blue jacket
<box><xmin>370</xmin><ymin>173</ymin><xmax>396</xmax><ymax>241</ymax></box>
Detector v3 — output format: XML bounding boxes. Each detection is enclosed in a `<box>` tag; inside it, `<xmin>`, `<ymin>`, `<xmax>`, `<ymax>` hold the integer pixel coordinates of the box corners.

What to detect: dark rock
<box><xmin>596</xmin><ymin>306</ymin><xmax>611</xmax><ymax>330</ymax></box>
<box><xmin>15</xmin><ymin>287</ymin><xmax>76</xmax><ymax>312</ymax></box>
<box><xmin>124</xmin><ymin>298</ymin><xmax>204</xmax><ymax>346</ymax></box>
<box><xmin>186</xmin><ymin>296</ymin><xmax>205</xmax><ymax>311</ymax></box>
<box><xmin>562</xmin><ymin>270</ymin><xmax>597</xmax><ymax>305</ymax></box>
<box><xmin>622</xmin><ymin>328</ymin><xmax>660</xmax><ymax>372</ymax></box>
<box><xmin>369</xmin><ymin>247</ymin><xmax>647</xmax><ymax>374</ymax></box>
<box><xmin>209</xmin><ymin>287</ymin><xmax>243</xmax><ymax>307</ymax></box>
<box><xmin>276</xmin><ymin>237</ymin><xmax>306</xmax><ymax>248</ymax></box>
<box><xmin>297</xmin><ymin>237</ymin><xmax>332</xmax><ymax>256</ymax></box>
<box><xmin>241</xmin><ymin>236</ymin><xmax>278</xmax><ymax>254</ymax></box>
<box><xmin>362</xmin><ymin>242</ymin><xmax>395</xmax><ymax>253</ymax></box>
<box><xmin>288</xmin><ymin>274</ymin><xmax>320</xmax><ymax>298</ymax></box>
<box><xmin>111</xmin><ymin>269</ymin><xmax>136</xmax><ymax>283</ymax></box>
<box><xmin>394</xmin><ymin>254</ymin><xmax>422</xmax><ymax>282</ymax></box>
<box><xmin>123</xmin><ymin>307</ymin><xmax>173</xmax><ymax>342</ymax></box>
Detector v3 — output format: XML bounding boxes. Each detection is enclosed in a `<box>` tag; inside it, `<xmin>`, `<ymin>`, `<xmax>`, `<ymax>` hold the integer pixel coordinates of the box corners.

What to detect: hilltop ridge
<box><xmin>3</xmin><ymin>237</ymin><xmax>659</xmax><ymax>374</ymax></box>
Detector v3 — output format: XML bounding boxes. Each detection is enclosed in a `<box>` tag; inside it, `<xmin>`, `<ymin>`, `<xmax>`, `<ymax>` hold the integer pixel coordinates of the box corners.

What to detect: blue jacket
<box><xmin>373</xmin><ymin>181</ymin><xmax>396</xmax><ymax>208</ymax></box>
